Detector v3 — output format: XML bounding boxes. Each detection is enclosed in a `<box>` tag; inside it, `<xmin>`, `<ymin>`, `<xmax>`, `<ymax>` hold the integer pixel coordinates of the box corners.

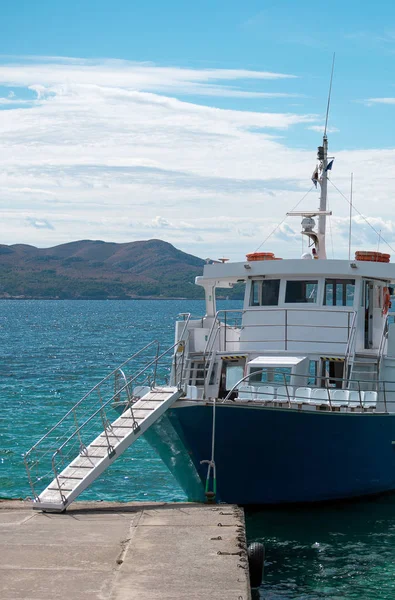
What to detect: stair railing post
<box><xmin>325</xmin><ymin>378</ymin><xmax>332</xmax><ymax>410</ymax></box>
<box><xmin>224</xmin><ymin>311</ymin><xmax>227</xmax><ymax>352</ymax></box>
<box><xmin>51</xmin><ymin>449</ymin><xmax>67</xmax><ymax>506</ymax></box>
<box><xmin>283</xmin><ymin>372</ymin><xmax>291</xmax><ymax>408</ymax></box>
<box><xmin>178</xmin><ymin>342</ymin><xmax>186</xmax><ymax>391</ymax></box>
<box><xmin>72</xmin><ymin>406</ymin><xmax>87</xmax><ymax>455</ymax></box>
<box><xmin>97</xmin><ymin>389</ymin><xmax>115</xmax><ymax>457</ymax></box>
<box><xmin>383</xmin><ymin>380</ymin><xmax>388</xmax><ymax>413</ymax></box>
<box><xmin>357</xmin><ymin>379</ymin><xmax>363</xmax><ymax>409</ymax></box>
<box><xmin>23</xmin><ymin>454</ymin><xmax>39</xmax><ymax>502</ymax></box>
<box><xmin>153</xmin><ymin>342</ymin><xmax>160</xmax><ymax>389</ymax></box>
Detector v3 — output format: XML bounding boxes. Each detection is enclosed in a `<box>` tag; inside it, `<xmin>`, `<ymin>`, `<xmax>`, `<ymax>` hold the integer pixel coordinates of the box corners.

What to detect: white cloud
<box><xmin>364</xmin><ymin>97</ymin><xmax>395</xmax><ymax>106</ymax></box>
<box><xmin>308</xmin><ymin>125</ymin><xmax>339</xmax><ymax>133</ymax></box>
<box><xmin>152</xmin><ymin>216</ymin><xmax>172</xmax><ymax>228</ymax></box>
<box><xmin>0</xmin><ymin>97</ymin><xmax>31</xmax><ymax>105</ymax></box>
<box><xmin>0</xmin><ymin>57</ymin><xmax>296</xmax><ymax>99</ymax></box>
<box><xmin>0</xmin><ymin>56</ymin><xmax>395</xmax><ymax>260</ymax></box>
<box><xmin>26</xmin><ymin>217</ymin><xmax>55</xmax><ymax>230</ymax></box>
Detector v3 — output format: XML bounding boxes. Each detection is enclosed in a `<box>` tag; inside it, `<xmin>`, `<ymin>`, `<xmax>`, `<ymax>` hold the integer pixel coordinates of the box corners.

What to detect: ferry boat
<box><xmin>24</xmin><ymin>131</ymin><xmax>395</xmax><ymax>511</ymax></box>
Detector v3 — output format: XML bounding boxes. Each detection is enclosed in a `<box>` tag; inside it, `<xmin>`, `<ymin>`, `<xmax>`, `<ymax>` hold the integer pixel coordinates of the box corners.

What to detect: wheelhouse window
<box><xmin>262</xmin><ymin>280</ymin><xmax>280</xmax><ymax>306</ymax></box>
<box><xmin>324</xmin><ymin>279</ymin><xmax>355</xmax><ymax>306</ymax></box>
<box><xmin>250</xmin><ymin>279</ymin><xmax>280</xmax><ymax>307</ymax></box>
<box><xmin>285</xmin><ymin>280</ymin><xmax>318</xmax><ymax>303</ymax></box>
<box><xmin>250</xmin><ymin>280</ymin><xmax>260</xmax><ymax>306</ymax></box>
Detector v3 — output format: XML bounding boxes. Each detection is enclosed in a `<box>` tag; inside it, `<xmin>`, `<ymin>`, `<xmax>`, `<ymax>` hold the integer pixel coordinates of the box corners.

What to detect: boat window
<box><xmin>250</xmin><ymin>279</ymin><xmax>280</xmax><ymax>306</ymax></box>
<box><xmin>226</xmin><ymin>365</ymin><xmax>244</xmax><ymax>390</ymax></box>
<box><xmin>250</xmin><ymin>280</ymin><xmax>261</xmax><ymax>306</ymax></box>
<box><xmin>249</xmin><ymin>367</ymin><xmax>291</xmax><ymax>385</ymax></box>
<box><xmin>324</xmin><ymin>279</ymin><xmax>355</xmax><ymax>306</ymax></box>
<box><xmin>308</xmin><ymin>360</ymin><xmax>318</xmax><ymax>386</ymax></box>
<box><xmin>262</xmin><ymin>279</ymin><xmax>280</xmax><ymax>306</ymax></box>
<box><xmin>285</xmin><ymin>280</ymin><xmax>318</xmax><ymax>303</ymax></box>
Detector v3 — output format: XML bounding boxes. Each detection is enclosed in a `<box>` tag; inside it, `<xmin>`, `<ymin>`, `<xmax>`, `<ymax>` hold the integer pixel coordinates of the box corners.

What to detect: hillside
<box><xmin>0</xmin><ymin>239</ymin><xmax>208</xmax><ymax>299</ymax></box>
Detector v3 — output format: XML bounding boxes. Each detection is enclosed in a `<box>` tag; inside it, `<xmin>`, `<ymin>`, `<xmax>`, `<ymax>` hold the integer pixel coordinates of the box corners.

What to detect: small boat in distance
<box><xmin>24</xmin><ymin>130</ymin><xmax>395</xmax><ymax>511</ymax></box>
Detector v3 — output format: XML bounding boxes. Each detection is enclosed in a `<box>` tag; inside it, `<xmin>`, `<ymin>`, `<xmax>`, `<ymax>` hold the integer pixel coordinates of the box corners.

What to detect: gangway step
<box><xmin>33</xmin><ymin>387</ymin><xmax>182</xmax><ymax>512</ymax></box>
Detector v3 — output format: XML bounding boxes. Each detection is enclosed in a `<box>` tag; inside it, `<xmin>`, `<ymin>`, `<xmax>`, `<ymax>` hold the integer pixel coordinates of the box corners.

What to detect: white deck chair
<box><xmin>255</xmin><ymin>385</ymin><xmax>275</xmax><ymax>401</ymax></box>
<box><xmin>311</xmin><ymin>388</ymin><xmax>331</xmax><ymax>404</ymax></box>
<box><xmin>330</xmin><ymin>389</ymin><xmax>350</xmax><ymax>407</ymax></box>
<box><xmin>348</xmin><ymin>390</ymin><xmax>364</xmax><ymax>407</ymax></box>
<box><xmin>363</xmin><ymin>391</ymin><xmax>377</xmax><ymax>408</ymax></box>
<box><xmin>275</xmin><ymin>386</ymin><xmax>293</xmax><ymax>403</ymax></box>
<box><xmin>294</xmin><ymin>387</ymin><xmax>312</xmax><ymax>402</ymax></box>
<box><xmin>237</xmin><ymin>385</ymin><xmax>256</xmax><ymax>401</ymax></box>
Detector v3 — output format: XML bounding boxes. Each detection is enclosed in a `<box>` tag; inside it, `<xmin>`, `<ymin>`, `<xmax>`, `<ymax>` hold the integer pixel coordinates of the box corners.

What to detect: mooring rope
<box><xmin>200</xmin><ymin>398</ymin><xmax>217</xmax><ymax>500</ymax></box>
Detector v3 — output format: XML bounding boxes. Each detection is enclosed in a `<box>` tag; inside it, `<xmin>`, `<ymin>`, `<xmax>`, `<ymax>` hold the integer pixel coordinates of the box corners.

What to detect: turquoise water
<box><xmin>0</xmin><ymin>299</ymin><xmax>209</xmax><ymax>502</ymax></box>
<box><xmin>247</xmin><ymin>498</ymin><xmax>395</xmax><ymax>600</ymax></box>
<box><xmin>2</xmin><ymin>299</ymin><xmax>395</xmax><ymax>599</ymax></box>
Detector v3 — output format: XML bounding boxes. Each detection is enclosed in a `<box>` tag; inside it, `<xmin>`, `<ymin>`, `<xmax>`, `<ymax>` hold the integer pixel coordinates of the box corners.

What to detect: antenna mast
<box><xmin>287</xmin><ymin>55</ymin><xmax>335</xmax><ymax>260</ymax></box>
<box><xmin>317</xmin><ymin>53</ymin><xmax>336</xmax><ymax>259</ymax></box>
<box><xmin>348</xmin><ymin>173</ymin><xmax>353</xmax><ymax>260</ymax></box>
<box><xmin>324</xmin><ymin>53</ymin><xmax>335</xmax><ymax>138</ymax></box>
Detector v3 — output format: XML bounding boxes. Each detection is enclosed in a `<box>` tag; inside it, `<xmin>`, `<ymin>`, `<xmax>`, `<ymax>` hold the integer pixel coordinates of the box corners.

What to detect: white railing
<box><xmin>344</xmin><ymin>311</ymin><xmax>358</xmax><ymax>385</ymax></box>
<box><xmin>378</xmin><ymin>312</ymin><xmax>395</xmax><ymax>371</ymax></box>
<box><xmin>223</xmin><ymin>368</ymin><xmax>393</xmax><ymax>413</ymax></box>
<box><xmin>203</xmin><ymin>307</ymin><xmax>355</xmax><ymax>353</ymax></box>
<box><xmin>23</xmin><ymin>317</ymin><xmax>192</xmax><ymax>503</ymax></box>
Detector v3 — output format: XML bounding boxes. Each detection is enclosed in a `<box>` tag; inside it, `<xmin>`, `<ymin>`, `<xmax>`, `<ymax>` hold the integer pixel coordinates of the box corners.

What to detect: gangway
<box><xmin>24</xmin><ymin>323</ymin><xmax>191</xmax><ymax>512</ymax></box>
<box><xmin>33</xmin><ymin>387</ymin><xmax>181</xmax><ymax>512</ymax></box>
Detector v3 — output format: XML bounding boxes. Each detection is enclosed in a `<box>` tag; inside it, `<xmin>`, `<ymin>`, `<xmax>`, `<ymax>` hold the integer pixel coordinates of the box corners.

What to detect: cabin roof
<box><xmin>196</xmin><ymin>258</ymin><xmax>395</xmax><ymax>287</ymax></box>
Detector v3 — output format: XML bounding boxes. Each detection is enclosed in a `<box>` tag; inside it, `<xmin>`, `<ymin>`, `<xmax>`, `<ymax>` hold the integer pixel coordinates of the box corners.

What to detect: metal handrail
<box><xmin>378</xmin><ymin>314</ymin><xmax>390</xmax><ymax>369</ymax></box>
<box><xmin>203</xmin><ymin>326</ymin><xmax>221</xmax><ymax>399</ymax></box>
<box><xmin>224</xmin><ymin>368</ymin><xmax>392</xmax><ymax>410</ymax></box>
<box><xmin>25</xmin><ymin>314</ymin><xmax>192</xmax><ymax>462</ymax></box>
<box><xmin>24</xmin><ymin>327</ymin><xmax>191</xmax><ymax>500</ymax></box>
<box><xmin>344</xmin><ymin>311</ymin><xmax>357</xmax><ymax>385</ymax></box>
<box><xmin>344</xmin><ymin>311</ymin><xmax>357</xmax><ymax>361</ymax></box>
<box><xmin>205</xmin><ymin>307</ymin><xmax>355</xmax><ymax>352</ymax></box>
<box><xmin>23</xmin><ymin>339</ymin><xmax>160</xmax><ymax>462</ymax></box>
<box><xmin>49</xmin><ymin>338</ymin><xmax>185</xmax><ymax>473</ymax></box>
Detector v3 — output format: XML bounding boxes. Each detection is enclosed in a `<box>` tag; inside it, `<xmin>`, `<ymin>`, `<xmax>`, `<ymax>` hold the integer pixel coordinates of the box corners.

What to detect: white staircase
<box><xmin>348</xmin><ymin>354</ymin><xmax>379</xmax><ymax>391</ymax></box>
<box><xmin>33</xmin><ymin>387</ymin><xmax>182</xmax><ymax>512</ymax></box>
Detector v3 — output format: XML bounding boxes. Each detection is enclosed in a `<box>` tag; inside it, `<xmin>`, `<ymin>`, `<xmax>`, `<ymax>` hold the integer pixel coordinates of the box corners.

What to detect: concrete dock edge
<box><xmin>0</xmin><ymin>500</ymin><xmax>251</xmax><ymax>600</ymax></box>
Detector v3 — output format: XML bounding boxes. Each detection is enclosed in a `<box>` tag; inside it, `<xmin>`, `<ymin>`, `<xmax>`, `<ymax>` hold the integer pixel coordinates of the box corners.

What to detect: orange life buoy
<box><xmin>383</xmin><ymin>287</ymin><xmax>392</xmax><ymax>315</ymax></box>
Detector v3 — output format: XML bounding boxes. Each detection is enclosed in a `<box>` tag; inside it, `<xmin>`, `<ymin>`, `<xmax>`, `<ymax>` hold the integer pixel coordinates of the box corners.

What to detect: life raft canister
<box><xmin>355</xmin><ymin>251</ymin><xmax>390</xmax><ymax>263</ymax></box>
<box><xmin>246</xmin><ymin>252</ymin><xmax>282</xmax><ymax>261</ymax></box>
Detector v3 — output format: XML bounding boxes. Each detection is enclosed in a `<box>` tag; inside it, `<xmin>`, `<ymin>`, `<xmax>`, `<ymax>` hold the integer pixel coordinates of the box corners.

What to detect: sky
<box><xmin>1</xmin><ymin>0</ymin><xmax>395</xmax><ymax>260</ymax></box>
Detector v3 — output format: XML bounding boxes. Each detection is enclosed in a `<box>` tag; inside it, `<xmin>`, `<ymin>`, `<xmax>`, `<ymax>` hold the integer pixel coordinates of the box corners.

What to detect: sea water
<box><xmin>2</xmin><ymin>299</ymin><xmax>395</xmax><ymax>600</ymax></box>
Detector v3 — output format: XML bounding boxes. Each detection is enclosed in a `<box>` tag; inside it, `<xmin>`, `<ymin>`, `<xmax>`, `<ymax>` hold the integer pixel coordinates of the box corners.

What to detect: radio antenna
<box><xmin>348</xmin><ymin>173</ymin><xmax>353</xmax><ymax>260</ymax></box>
<box><xmin>324</xmin><ymin>53</ymin><xmax>336</xmax><ymax>137</ymax></box>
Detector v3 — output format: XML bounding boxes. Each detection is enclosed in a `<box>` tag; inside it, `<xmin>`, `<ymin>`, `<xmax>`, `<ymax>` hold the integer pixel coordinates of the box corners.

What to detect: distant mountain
<box><xmin>0</xmin><ymin>239</ymin><xmax>209</xmax><ymax>299</ymax></box>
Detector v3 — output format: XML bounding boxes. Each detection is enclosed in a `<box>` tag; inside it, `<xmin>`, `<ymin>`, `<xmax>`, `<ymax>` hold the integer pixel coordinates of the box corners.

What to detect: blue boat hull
<box><xmin>146</xmin><ymin>404</ymin><xmax>395</xmax><ymax>504</ymax></box>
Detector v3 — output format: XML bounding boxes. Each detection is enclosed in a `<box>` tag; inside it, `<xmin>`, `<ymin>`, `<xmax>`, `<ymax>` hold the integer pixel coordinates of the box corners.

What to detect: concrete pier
<box><xmin>0</xmin><ymin>501</ymin><xmax>251</xmax><ymax>600</ymax></box>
